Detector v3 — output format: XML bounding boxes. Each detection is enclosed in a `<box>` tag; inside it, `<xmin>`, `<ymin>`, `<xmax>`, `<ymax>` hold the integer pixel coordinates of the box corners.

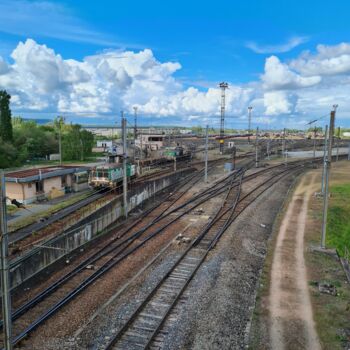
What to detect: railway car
<box><xmin>137</xmin><ymin>157</ymin><xmax>171</xmax><ymax>168</ymax></box>
<box><xmin>89</xmin><ymin>163</ymin><xmax>136</xmax><ymax>188</ymax></box>
<box><xmin>163</xmin><ymin>146</ymin><xmax>184</xmax><ymax>158</ymax></box>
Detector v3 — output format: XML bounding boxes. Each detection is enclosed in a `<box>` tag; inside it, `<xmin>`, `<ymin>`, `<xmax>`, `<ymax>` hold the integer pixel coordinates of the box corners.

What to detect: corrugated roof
<box><xmin>5</xmin><ymin>166</ymin><xmax>88</xmax><ymax>183</ymax></box>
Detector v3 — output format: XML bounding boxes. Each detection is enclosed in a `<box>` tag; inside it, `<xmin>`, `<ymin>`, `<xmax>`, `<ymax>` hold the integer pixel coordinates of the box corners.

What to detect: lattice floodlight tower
<box><xmin>219</xmin><ymin>82</ymin><xmax>228</xmax><ymax>154</ymax></box>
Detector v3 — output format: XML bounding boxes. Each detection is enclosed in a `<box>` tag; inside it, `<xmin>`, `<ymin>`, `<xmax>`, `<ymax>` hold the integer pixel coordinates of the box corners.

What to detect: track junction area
<box><xmin>0</xmin><ymin>141</ymin><xmax>341</xmax><ymax>350</ymax></box>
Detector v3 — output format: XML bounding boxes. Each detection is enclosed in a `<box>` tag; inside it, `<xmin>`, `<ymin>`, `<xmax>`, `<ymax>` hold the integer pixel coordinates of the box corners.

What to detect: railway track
<box><xmin>8</xmin><ymin>189</ymin><xmax>109</xmax><ymax>245</ymax></box>
<box><xmin>102</xmin><ymin>161</ymin><xmax>308</xmax><ymax>350</ymax></box>
<box><xmin>9</xmin><ymin>155</ymin><xmax>200</xmax><ymax>247</ymax></box>
<box><xmin>2</xmin><ymin>159</ymin><xmax>313</xmax><ymax>348</ymax></box>
<box><xmin>0</xmin><ymin>160</ymin><xmax>228</xmax><ymax>347</ymax></box>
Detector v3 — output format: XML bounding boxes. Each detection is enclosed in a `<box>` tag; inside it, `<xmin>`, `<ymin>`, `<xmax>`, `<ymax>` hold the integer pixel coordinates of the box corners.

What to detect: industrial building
<box><xmin>135</xmin><ymin>134</ymin><xmax>166</xmax><ymax>151</ymax></box>
<box><xmin>5</xmin><ymin>166</ymin><xmax>89</xmax><ymax>204</ymax></box>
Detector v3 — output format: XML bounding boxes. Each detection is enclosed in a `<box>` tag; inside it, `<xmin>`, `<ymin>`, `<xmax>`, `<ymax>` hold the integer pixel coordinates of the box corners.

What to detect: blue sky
<box><xmin>0</xmin><ymin>0</ymin><xmax>350</xmax><ymax>128</ymax></box>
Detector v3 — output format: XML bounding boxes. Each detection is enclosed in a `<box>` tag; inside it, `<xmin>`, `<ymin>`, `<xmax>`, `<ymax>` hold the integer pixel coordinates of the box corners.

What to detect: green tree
<box><xmin>13</xmin><ymin>120</ymin><xmax>58</xmax><ymax>161</ymax></box>
<box><xmin>0</xmin><ymin>90</ymin><xmax>13</xmax><ymax>142</ymax></box>
<box><xmin>0</xmin><ymin>140</ymin><xmax>18</xmax><ymax>168</ymax></box>
<box><xmin>80</xmin><ymin>129</ymin><xmax>94</xmax><ymax>159</ymax></box>
<box><xmin>62</xmin><ymin>124</ymin><xmax>94</xmax><ymax>161</ymax></box>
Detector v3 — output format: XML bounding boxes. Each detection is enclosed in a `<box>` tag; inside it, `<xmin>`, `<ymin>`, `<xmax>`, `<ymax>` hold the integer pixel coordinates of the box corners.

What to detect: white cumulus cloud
<box><xmin>290</xmin><ymin>42</ymin><xmax>350</xmax><ymax>76</ymax></box>
<box><xmin>0</xmin><ymin>39</ymin><xmax>350</xmax><ymax>126</ymax></box>
<box><xmin>264</xmin><ymin>91</ymin><xmax>296</xmax><ymax>115</ymax></box>
<box><xmin>262</xmin><ymin>55</ymin><xmax>321</xmax><ymax>90</ymax></box>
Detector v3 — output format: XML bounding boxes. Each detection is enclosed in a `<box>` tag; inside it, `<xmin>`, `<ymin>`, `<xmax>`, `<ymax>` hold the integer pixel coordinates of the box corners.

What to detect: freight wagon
<box><xmin>89</xmin><ymin>163</ymin><xmax>136</xmax><ymax>188</ymax></box>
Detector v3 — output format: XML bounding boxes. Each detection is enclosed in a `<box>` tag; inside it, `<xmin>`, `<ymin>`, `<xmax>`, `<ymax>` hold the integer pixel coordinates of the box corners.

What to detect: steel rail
<box><xmin>104</xmin><ymin>162</ymin><xmax>308</xmax><ymax>350</ymax></box>
<box><xmin>1</xmin><ymin>165</ymin><xmax>212</xmax><ymax>329</ymax></box>
<box><xmin>4</xmin><ymin>160</ymin><xmax>301</xmax><ymax>335</ymax></box>
<box><xmin>4</xmin><ymin>161</ymin><xmax>235</xmax><ymax>345</ymax></box>
<box><xmin>9</xmin><ymin>168</ymin><xmax>244</xmax><ymax>346</ymax></box>
<box><xmin>104</xmin><ymin>169</ymin><xmax>244</xmax><ymax>350</ymax></box>
<box><xmin>2</xmin><ymin>160</ymin><xmax>308</xmax><ymax>331</ymax></box>
<box><xmin>8</xmin><ymin>165</ymin><xmax>207</xmax><ymax>268</ymax></box>
<box><xmin>3</xmin><ymin>159</ymin><xmax>315</xmax><ymax>346</ymax></box>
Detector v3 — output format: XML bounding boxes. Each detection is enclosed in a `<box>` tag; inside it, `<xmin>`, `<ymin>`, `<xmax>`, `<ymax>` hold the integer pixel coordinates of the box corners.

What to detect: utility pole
<box><xmin>140</xmin><ymin>130</ymin><xmax>143</xmax><ymax>160</ymax></box>
<box><xmin>321</xmin><ymin>125</ymin><xmax>328</xmax><ymax>195</ymax></box>
<box><xmin>58</xmin><ymin>116</ymin><xmax>65</xmax><ymax>165</ymax></box>
<box><xmin>133</xmin><ymin>106</ymin><xmax>138</xmax><ymax>161</ymax></box>
<box><xmin>255</xmin><ymin>127</ymin><xmax>259</xmax><ymax>168</ymax></box>
<box><xmin>0</xmin><ymin>171</ymin><xmax>12</xmax><ymax>350</ymax></box>
<box><xmin>321</xmin><ymin>106</ymin><xmax>337</xmax><ymax>249</ymax></box>
<box><xmin>248</xmin><ymin>106</ymin><xmax>252</xmax><ymax>144</ymax></box>
<box><xmin>267</xmin><ymin>137</ymin><xmax>270</xmax><ymax>160</ymax></box>
<box><xmin>281</xmin><ymin>128</ymin><xmax>286</xmax><ymax>164</ymax></box>
<box><xmin>336</xmin><ymin>126</ymin><xmax>340</xmax><ymax>162</ymax></box>
<box><xmin>219</xmin><ymin>82</ymin><xmax>228</xmax><ymax>155</ymax></box>
<box><xmin>204</xmin><ymin>125</ymin><xmax>208</xmax><ymax>183</ymax></box>
<box><xmin>122</xmin><ymin>114</ymin><xmax>128</xmax><ymax>219</ymax></box>
<box><xmin>284</xmin><ymin>130</ymin><xmax>288</xmax><ymax>165</ymax></box>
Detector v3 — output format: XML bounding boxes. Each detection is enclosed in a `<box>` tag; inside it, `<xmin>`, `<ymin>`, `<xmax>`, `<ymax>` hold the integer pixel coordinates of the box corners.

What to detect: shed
<box><xmin>5</xmin><ymin>165</ymin><xmax>89</xmax><ymax>204</ymax></box>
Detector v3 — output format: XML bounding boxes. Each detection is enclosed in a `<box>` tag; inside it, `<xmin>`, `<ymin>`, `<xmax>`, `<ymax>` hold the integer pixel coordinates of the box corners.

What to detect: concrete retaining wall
<box><xmin>9</xmin><ymin>168</ymin><xmax>192</xmax><ymax>290</ymax></box>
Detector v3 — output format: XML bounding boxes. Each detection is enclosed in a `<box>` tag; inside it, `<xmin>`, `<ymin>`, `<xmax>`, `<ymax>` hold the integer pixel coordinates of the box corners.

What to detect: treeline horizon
<box><xmin>0</xmin><ymin>90</ymin><xmax>94</xmax><ymax>169</ymax></box>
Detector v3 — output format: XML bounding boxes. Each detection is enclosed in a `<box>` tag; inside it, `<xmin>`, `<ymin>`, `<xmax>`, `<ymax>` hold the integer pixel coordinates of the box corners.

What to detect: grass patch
<box><xmin>307</xmin><ymin>250</ymin><xmax>350</xmax><ymax>350</ymax></box>
<box><xmin>8</xmin><ymin>191</ymin><xmax>93</xmax><ymax>232</ymax></box>
<box><xmin>307</xmin><ymin>165</ymin><xmax>350</xmax><ymax>349</ymax></box>
<box><xmin>327</xmin><ymin>183</ymin><xmax>350</xmax><ymax>257</ymax></box>
<box><xmin>6</xmin><ymin>204</ymin><xmax>19</xmax><ymax>215</ymax></box>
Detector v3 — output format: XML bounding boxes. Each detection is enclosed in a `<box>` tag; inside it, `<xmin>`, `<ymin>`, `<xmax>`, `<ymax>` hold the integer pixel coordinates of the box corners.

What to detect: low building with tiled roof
<box><xmin>5</xmin><ymin>166</ymin><xmax>89</xmax><ymax>204</ymax></box>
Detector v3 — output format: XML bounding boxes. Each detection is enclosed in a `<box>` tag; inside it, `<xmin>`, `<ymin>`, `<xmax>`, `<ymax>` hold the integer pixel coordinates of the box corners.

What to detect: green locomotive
<box><xmin>89</xmin><ymin>163</ymin><xmax>136</xmax><ymax>188</ymax></box>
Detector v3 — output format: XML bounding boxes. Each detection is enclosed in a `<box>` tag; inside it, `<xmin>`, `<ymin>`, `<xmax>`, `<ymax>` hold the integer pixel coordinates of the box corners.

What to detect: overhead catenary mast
<box><xmin>121</xmin><ymin>112</ymin><xmax>128</xmax><ymax>219</ymax></box>
<box><xmin>321</xmin><ymin>105</ymin><xmax>337</xmax><ymax>248</ymax></box>
<box><xmin>219</xmin><ymin>82</ymin><xmax>228</xmax><ymax>155</ymax></box>
<box><xmin>133</xmin><ymin>106</ymin><xmax>138</xmax><ymax>160</ymax></box>
<box><xmin>204</xmin><ymin>125</ymin><xmax>209</xmax><ymax>183</ymax></box>
<box><xmin>255</xmin><ymin>127</ymin><xmax>259</xmax><ymax>168</ymax></box>
<box><xmin>248</xmin><ymin>106</ymin><xmax>253</xmax><ymax>144</ymax></box>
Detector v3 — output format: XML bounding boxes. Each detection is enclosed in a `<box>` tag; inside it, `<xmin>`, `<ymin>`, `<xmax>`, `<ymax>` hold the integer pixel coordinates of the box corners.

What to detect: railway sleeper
<box><xmin>114</xmin><ymin>339</ymin><xmax>144</xmax><ymax>349</ymax></box>
<box><xmin>149</xmin><ymin>301</ymin><xmax>170</xmax><ymax>308</ymax></box>
<box><xmin>125</xmin><ymin>330</ymin><xmax>150</xmax><ymax>340</ymax></box>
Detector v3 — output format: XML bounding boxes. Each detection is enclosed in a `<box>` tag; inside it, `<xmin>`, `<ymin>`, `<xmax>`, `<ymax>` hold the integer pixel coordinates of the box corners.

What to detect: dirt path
<box><xmin>269</xmin><ymin>173</ymin><xmax>321</xmax><ymax>350</ymax></box>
